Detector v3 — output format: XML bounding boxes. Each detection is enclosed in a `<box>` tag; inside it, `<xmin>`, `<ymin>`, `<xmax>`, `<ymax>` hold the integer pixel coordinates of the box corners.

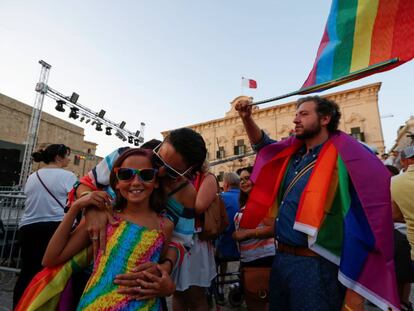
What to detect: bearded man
<box><xmin>234</xmin><ymin>96</ymin><xmax>398</xmax><ymax>311</ymax></box>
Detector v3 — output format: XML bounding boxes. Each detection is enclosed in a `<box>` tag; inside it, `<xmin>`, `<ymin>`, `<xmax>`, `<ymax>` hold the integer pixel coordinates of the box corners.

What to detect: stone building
<box><xmin>0</xmin><ymin>92</ymin><xmax>101</xmax><ymax>185</ymax></box>
<box><xmin>163</xmin><ymin>83</ymin><xmax>385</xmax><ymax>181</ymax></box>
<box><xmin>391</xmin><ymin>116</ymin><xmax>414</xmax><ymax>152</ymax></box>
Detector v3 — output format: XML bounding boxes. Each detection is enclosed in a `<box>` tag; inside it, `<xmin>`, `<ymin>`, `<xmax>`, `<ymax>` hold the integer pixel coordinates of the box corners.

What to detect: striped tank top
<box><xmin>234</xmin><ymin>207</ymin><xmax>275</xmax><ymax>263</ymax></box>
<box><xmin>77</xmin><ymin>218</ymin><xmax>165</xmax><ymax>310</ymax></box>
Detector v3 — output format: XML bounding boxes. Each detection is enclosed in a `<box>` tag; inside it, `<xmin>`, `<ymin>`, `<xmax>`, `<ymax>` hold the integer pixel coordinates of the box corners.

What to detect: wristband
<box><xmin>343</xmin><ymin>304</ymin><xmax>353</xmax><ymax>311</ymax></box>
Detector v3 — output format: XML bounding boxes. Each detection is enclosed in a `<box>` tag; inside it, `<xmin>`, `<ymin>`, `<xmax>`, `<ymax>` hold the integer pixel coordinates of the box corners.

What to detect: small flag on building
<box><xmin>241</xmin><ymin>77</ymin><xmax>257</xmax><ymax>89</ymax></box>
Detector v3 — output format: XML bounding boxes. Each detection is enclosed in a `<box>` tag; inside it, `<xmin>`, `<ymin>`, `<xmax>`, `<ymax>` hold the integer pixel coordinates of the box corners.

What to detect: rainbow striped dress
<box><xmin>77</xmin><ymin>219</ymin><xmax>165</xmax><ymax>311</ymax></box>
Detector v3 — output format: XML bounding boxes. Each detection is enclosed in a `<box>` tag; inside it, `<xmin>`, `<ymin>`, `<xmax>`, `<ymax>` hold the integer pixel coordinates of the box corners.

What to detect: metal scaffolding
<box><xmin>18</xmin><ymin>60</ymin><xmax>145</xmax><ymax>187</ymax></box>
<box><xmin>18</xmin><ymin>60</ymin><xmax>51</xmax><ymax>187</ymax></box>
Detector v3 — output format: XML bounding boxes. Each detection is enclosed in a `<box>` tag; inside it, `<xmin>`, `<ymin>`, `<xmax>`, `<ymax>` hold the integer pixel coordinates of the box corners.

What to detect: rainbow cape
<box><xmin>240</xmin><ymin>131</ymin><xmax>398</xmax><ymax>310</ymax></box>
<box><xmin>15</xmin><ymin>248</ymin><xmax>90</xmax><ymax>311</ymax></box>
<box><xmin>301</xmin><ymin>0</ymin><xmax>414</xmax><ymax>93</ymax></box>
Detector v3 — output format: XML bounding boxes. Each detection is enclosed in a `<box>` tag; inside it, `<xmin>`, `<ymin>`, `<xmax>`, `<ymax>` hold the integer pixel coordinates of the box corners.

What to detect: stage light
<box><xmin>69</xmin><ymin>107</ymin><xmax>79</xmax><ymax>119</ymax></box>
<box><xmin>85</xmin><ymin>119</ymin><xmax>91</xmax><ymax>124</ymax></box>
<box><xmin>80</xmin><ymin>116</ymin><xmax>85</xmax><ymax>122</ymax></box>
<box><xmin>115</xmin><ymin>131</ymin><xmax>127</xmax><ymax>141</ymax></box>
<box><xmin>69</xmin><ymin>92</ymin><xmax>79</xmax><ymax>104</ymax></box>
<box><xmin>55</xmin><ymin>100</ymin><xmax>66</xmax><ymax>112</ymax></box>
<box><xmin>134</xmin><ymin>138</ymin><xmax>139</xmax><ymax>146</ymax></box>
<box><xmin>98</xmin><ymin>109</ymin><xmax>106</xmax><ymax>118</ymax></box>
<box><xmin>91</xmin><ymin>121</ymin><xmax>96</xmax><ymax>126</ymax></box>
<box><xmin>95</xmin><ymin>122</ymin><xmax>103</xmax><ymax>131</ymax></box>
<box><xmin>119</xmin><ymin>121</ymin><xmax>126</xmax><ymax>129</ymax></box>
<box><xmin>135</xmin><ymin>130</ymin><xmax>140</xmax><ymax>137</ymax></box>
<box><xmin>128</xmin><ymin>136</ymin><xmax>134</xmax><ymax>144</ymax></box>
<box><xmin>105</xmin><ymin>127</ymin><xmax>112</xmax><ymax>135</ymax></box>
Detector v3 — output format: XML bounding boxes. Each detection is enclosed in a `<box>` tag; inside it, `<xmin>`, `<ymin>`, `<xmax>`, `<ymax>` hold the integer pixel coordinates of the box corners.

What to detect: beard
<box><xmin>295</xmin><ymin>123</ymin><xmax>322</xmax><ymax>140</ymax></box>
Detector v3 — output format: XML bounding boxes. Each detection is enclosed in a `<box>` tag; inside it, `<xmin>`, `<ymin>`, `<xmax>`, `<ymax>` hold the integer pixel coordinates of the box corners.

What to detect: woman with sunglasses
<box><xmin>233</xmin><ymin>166</ymin><xmax>275</xmax><ymax>311</ymax></box>
<box><xmin>43</xmin><ymin>148</ymin><xmax>175</xmax><ymax>310</ymax></box>
<box><xmin>72</xmin><ymin>128</ymin><xmax>207</xmax><ymax>303</ymax></box>
<box><xmin>14</xmin><ymin>144</ymin><xmax>76</xmax><ymax>307</ymax></box>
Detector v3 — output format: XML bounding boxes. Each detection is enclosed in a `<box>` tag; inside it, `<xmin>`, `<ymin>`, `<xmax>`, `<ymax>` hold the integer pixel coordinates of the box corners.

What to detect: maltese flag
<box><xmin>241</xmin><ymin>77</ymin><xmax>257</xmax><ymax>89</ymax></box>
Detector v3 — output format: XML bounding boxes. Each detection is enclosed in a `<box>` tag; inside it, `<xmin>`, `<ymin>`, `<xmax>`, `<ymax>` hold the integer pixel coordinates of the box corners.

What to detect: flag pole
<box><xmin>241</xmin><ymin>77</ymin><xmax>245</xmax><ymax>95</ymax></box>
<box><xmin>249</xmin><ymin>58</ymin><xmax>399</xmax><ymax>106</ymax></box>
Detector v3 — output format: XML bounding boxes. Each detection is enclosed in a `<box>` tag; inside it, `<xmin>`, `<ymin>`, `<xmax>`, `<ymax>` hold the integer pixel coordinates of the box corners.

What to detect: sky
<box><xmin>0</xmin><ymin>1</ymin><xmax>412</xmax><ymax>157</ymax></box>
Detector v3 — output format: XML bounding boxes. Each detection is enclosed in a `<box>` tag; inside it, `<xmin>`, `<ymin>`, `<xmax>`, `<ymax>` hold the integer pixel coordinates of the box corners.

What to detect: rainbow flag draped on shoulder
<box><xmin>240</xmin><ymin>131</ymin><xmax>399</xmax><ymax>310</ymax></box>
<box><xmin>301</xmin><ymin>0</ymin><xmax>414</xmax><ymax>93</ymax></box>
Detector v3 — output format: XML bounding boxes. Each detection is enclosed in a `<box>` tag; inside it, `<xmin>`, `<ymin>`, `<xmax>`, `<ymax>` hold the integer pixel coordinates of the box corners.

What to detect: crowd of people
<box><xmin>11</xmin><ymin>95</ymin><xmax>414</xmax><ymax>311</ymax></box>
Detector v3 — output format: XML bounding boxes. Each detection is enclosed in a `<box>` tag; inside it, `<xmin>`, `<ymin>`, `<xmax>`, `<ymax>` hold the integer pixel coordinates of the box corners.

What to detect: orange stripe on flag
<box><xmin>294</xmin><ymin>142</ymin><xmax>338</xmax><ymax>236</ymax></box>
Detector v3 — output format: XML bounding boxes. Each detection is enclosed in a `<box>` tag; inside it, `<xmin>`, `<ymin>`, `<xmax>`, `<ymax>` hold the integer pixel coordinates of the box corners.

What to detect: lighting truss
<box><xmin>42</xmin><ymin>85</ymin><xmax>145</xmax><ymax>145</ymax></box>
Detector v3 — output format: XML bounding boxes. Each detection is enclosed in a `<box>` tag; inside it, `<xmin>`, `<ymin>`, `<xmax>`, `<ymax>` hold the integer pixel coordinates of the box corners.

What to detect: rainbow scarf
<box><xmin>240</xmin><ymin>131</ymin><xmax>399</xmax><ymax>310</ymax></box>
<box><xmin>15</xmin><ymin>248</ymin><xmax>90</xmax><ymax>311</ymax></box>
<box><xmin>302</xmin><ymin>0</ymin><xmax>414</xmax><ymax>92</ymax></box>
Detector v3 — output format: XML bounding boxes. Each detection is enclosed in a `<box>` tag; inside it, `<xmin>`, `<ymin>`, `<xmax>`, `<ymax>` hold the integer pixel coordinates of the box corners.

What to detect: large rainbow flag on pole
<box><xmin>252</xmin><ymin>0</ymin><xmax>414</xmax><ymax>106</ymax></box>
<box><xmin>302</xmin><ymin>0</ymin><xmax>414</xmax><ymax>92</ymax></box>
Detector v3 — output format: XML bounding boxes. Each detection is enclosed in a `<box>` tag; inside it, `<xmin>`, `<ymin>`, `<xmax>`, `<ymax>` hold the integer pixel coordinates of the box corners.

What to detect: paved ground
<box><xmin>0</xmin><ymin>271</ymin><xmax>15</xmax><ymax>311</ymax></box>
<box><xmin>0</xmin><ymin>270</ymin><xmax>396</xmax><ymax>310</ymax></box>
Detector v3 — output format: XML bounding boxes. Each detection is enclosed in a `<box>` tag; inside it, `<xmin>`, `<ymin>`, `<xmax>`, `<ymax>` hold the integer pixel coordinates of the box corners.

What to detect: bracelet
<box><xmin>79</xmin><ymin>191</ymin><xmax>92</xmax><ymax>198</ymax></box>
<box><xmin>343</xmin><ymin>304</ymin><xmax>353</xmax><ymax>311</ymax></box>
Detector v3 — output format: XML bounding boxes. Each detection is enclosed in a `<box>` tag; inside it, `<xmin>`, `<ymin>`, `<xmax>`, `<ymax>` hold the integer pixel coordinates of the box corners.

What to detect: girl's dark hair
<box><xmin>141</xmin><ymin>139</ymin><xmax>162</xmax><ymax>150</ymax></box>
<box><xmin>32</xmin><ymin>144</ymin><xmax>70</xmax><ymax>164</ymax></box>
<box><xmin>238</xmin><ymin>166</ymin><xmax>253</xmax><ymax>207</ymax></box>
<box><xmin>109</xmin><ymin>148</ymin><xmax>166</xmax><ymax>213</ymax></box>
<box><xmin>164</xmin><ymin>128</ymin><xmax>207</xmax><ymax>176</ymax></box>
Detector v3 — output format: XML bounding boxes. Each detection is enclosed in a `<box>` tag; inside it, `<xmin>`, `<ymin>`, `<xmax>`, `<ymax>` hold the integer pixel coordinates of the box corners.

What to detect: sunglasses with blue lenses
<box><xmin>114</xmin><ymin>167</ymin><xmax>158</xmax><ymax>182</ymax></box>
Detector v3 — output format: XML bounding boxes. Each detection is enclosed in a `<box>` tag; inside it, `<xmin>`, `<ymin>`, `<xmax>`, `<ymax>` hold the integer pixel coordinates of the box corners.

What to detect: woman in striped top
<box><xmin>233</xmin><ymin>166</ymin><xmax>275</xmax><ymax>311</ymax></box>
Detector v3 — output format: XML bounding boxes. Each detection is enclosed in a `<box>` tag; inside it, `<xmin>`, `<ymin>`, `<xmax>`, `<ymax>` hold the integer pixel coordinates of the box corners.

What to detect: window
<box><xmin>74</xmin><ymin>155</ymin><xmax>80</xmax><ymax>165</ymax></box>
<box><xmin>216</xmin><ymin>146</ymin><xmax>225</xmax><ymax>159</ymax></box>
<box><xmin>234</xmin><ymin>139</ymin><xmax>246</xmax><ymax>155</ymax></box>
<box><xmin>350</xmin><ymin>127</ymin><xmax>365</xmax><ymax>142</ymax></box>
<box><xmin>217</xmin><ymin>171</ymin><xmax>224</xmax><ymax>182</ymax></box>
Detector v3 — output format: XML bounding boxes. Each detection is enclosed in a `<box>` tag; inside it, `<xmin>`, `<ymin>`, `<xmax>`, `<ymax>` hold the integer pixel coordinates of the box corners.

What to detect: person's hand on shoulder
<box><xmin>79</xmin><ymin>192</ymin><xmax>116</xmax><ymax>257</ymax></box>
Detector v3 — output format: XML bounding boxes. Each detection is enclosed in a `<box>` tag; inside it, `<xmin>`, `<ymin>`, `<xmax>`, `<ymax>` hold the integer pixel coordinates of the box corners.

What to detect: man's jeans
<box><xmin>269</xmin><ymin>251</ymin><xmax>346</xmax><ymax>311</ymax></box>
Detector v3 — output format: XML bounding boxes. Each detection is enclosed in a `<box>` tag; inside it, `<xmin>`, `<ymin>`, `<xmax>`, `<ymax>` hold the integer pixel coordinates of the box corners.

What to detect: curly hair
<box><xmin>109</xmin><ymin>148</ymin><xmax>166</xmax><ymax>213</ymax></box>
<box><xmin>297</xmin><ymin>96</ymin><xmax>341</xmax><ymax>132</ymax></box>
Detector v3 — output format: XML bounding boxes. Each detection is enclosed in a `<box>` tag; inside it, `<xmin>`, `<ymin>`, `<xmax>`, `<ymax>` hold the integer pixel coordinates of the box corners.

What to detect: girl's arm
<box><xmin>42</xmin><ymin>191</ymin><xmax>110</xmax><ymax>267</ymax></box>
<box><xmin>194</xmin><ymin>173</ymin><xmax>217</xmax><ymax>214</ymax></box>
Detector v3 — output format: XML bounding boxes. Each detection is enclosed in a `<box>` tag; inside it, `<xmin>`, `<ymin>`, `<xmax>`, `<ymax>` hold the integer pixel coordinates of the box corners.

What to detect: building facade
<box><xmin>163</xmin><ymin>83</ymin><xmax>385</xmax><ymax>181</ymax></box>
<box><xmin>0</xmin><ymin>92</ymin><xmax>101</xmax><ymax>185</ymax></box>
<box><xmin>391</xmin><ymin>116</ymin><xmax>414</xmax><ymax>152</ymax></box>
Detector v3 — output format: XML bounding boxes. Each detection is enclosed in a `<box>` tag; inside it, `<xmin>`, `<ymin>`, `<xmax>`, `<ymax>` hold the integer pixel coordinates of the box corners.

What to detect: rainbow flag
<box><xmin>241</xmin><ymin>131</ymin><xmax>399</xmax><ymax>310</ymax></box>
<box><xmin>301</xmin><ymin>0</ymin><xmax>414</xmax><ymax>92</ymax></box>
<box><xmin>15</xmin><ymin>248</ymin><xmax>90</xmax><ymax>311</ymax></box>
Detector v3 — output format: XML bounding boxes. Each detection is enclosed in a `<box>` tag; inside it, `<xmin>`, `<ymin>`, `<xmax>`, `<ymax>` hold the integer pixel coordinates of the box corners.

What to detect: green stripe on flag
<box><xmin>333</xmin><ymin>0</ymin><xmax>358</xmax><ymax>79</ymax></box>
<box><xmin>315</xmin><ymin>156</ymin><xmax>351</xmax><ymax>258</ymax></box>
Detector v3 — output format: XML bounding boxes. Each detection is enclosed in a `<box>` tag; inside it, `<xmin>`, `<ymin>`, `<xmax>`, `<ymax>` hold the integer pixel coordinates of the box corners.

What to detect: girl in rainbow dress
<box><xmin>42</xmin><ymin>148</ymin><xmax>174</xmax><ymax>310</ymax></box>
